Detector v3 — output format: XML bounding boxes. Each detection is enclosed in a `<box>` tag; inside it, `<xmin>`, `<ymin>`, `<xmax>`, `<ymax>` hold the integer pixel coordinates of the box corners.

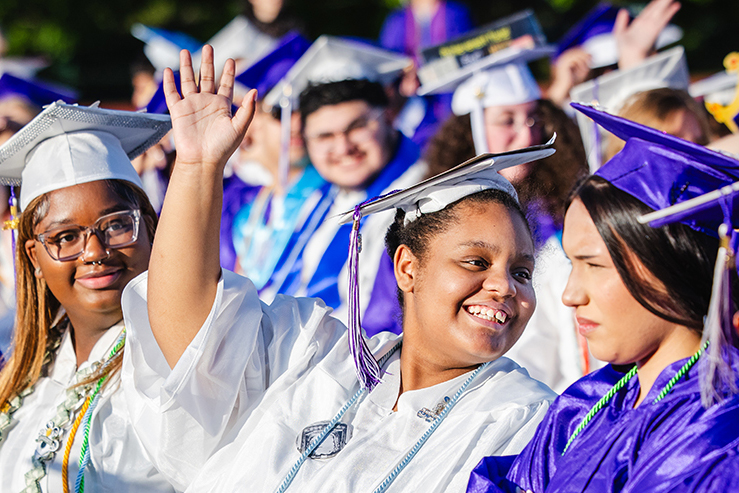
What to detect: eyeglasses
<box><xmin>36</xmin><ymin>209</ymin><xmax>142</xmax><ymax>262</ymax></box>
<box><xmin>305</xmin><ymin>109</ymin><xmax>385</xmax><ymax>155</ymax></box>
<box><xmin>488</xmin><ymin>115</ymin><xmax>544</xmax><ymax>133</ymax></box>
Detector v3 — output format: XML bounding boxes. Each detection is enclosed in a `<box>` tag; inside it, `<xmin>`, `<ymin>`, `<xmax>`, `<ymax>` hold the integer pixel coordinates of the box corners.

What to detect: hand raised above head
<box><xmin>613</xmin><ymin>0</ymin><xmax>681</xmax><ymax>71</ymax></box>
<box><xmin>164</xmin><ymin>44</ymin><xmax>257</xmax><ymax>172</ymax></box>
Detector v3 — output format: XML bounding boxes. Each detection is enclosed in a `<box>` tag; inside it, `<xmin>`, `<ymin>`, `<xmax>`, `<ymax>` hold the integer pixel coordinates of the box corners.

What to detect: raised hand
<box><xmin>547</xmin><ymin>47</ymin><xmax>592</xmax><ymax>107</ymax></box>
<box><xmin>149</xmin><ymin>45</ymin><xmax>257</xmax><ymax>368</ymax></box>
<box><xmin>613</xmin><ymin>0</ymin><xmax>681</xmax><ymax>70</ymax></box>
<box><xmin>164</xmin><ymin>44</ymin><xmax>257</xmax><ymax>172</ymax></box>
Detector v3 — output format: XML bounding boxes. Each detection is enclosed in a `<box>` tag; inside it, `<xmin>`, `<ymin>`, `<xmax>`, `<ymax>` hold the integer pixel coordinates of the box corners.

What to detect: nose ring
<box><xmin>89</xmin><ymin>250</ymin><xmax>111</xmax><ymax>266</ymax></box>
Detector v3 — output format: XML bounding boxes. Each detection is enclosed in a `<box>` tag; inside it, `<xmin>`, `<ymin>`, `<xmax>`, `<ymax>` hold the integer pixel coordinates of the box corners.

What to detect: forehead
<box><xmin>36</xmin><ymin>181</ymin><xmax>130</xmax><ymax>227</ymax></box>
<box><xmin>484</xmin><ymin>101</ymin><xmax>538</xmax><ymax>118</ymax></box>
<box><xmin>562</xmin><ymin>199</ymin><xmax>605</xmax><ymax>254</ymax></box>
<box><xmin>304</xmin><ymin>100</ymin><xmax>373</xmax><ymax>134</ymax></box>
<box><xmin>429</xmin><ymin>200</ymin><xmax>534</xmax><ymax>256</ymax></box>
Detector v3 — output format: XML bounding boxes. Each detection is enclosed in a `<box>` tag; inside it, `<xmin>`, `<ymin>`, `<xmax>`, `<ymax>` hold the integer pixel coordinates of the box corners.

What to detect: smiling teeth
<box><xmin>467</xmin><ymin>306</ymin><xmax>508</xmax><ymax>324</ymax></box>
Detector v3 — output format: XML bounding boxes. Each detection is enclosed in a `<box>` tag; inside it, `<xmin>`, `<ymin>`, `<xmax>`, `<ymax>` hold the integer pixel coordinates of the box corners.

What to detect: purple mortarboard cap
<box><xmin>634</xmin><ymin>142</ymin><xmax>739</xmax><ymax>410</ymax></box>
<box><xmin>573</xmin><ymin>102</ymin><xmax>739</xmax><ymax>237</ymax></box>
<box><xmin>556</xmin><ymin>3</ymin><xmax>619</xmax><ymax>59</ymax></box>
<box><xmin>235</xmin><ymin>32</ymin><xmax>310</xmax><ymax>99</ymax></box>
<box><xmin>556</xmin><ymin>2</ymin><xmax>682</xmax><ymax>69</ymax></box>
<box><xmin>0</xmin><ymin>73</ymin><xmax>76</xmax><ymax>108</ymax></box>
<box><xmin>132</xmin><ymin>24</ymin><xmax>202</xmax><ymax>74</ymax></box>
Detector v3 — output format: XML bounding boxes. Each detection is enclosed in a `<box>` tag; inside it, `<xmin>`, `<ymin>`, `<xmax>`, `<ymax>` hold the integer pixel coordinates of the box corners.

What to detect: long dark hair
<box><xmin>568</xmin><ymin>175</ymin><xmax>723</xmax><ymax>331</ymax></box>
<box><xmin>385</xmin><ymin>188</ymin><xmax>529</xmax><ymax>308</ymax></box>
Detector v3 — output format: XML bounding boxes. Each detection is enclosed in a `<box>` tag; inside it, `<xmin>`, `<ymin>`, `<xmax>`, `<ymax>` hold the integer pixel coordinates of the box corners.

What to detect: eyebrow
<box><xmin>308</xmin><ymin>113</ymin><xmax>373</xmax><ymax>139</ymax></box>
<box><xmin>573</xmin><ymin>254</ymin><xmax>598</xmax><ymax>260</ymax></box>
<box><xmin>460</xmin><ymin>240</ymin><xmax>535</xmax><ymax>264</ymax></box>
<box><xmin>40</xmin><ymin>205</ymin><xmax>130</xmax><ymax>231</ymax></box>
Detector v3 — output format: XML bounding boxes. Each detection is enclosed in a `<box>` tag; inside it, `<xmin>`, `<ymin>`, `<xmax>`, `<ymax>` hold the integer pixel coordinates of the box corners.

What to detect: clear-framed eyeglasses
<box><xmin>305</xmin><ymin>108</ymin><xmax>386</xmax><ymax>155</ymax></box>
<box><xmin>36</xmin><ymin>209</ymin><xmax>142</xmax><ymax>262</ymax></box>
<box><xmin>488</xmin><ymin>115</ymin><xmax>544</xmax><ymax>133</ymax></box>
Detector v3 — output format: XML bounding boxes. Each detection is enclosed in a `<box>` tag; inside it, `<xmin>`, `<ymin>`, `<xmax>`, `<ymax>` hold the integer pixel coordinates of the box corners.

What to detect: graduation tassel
<box><xmin>347</xmin><ymin>205</ymin><xmax>382</xmax><ymax>391</ymax></box>
<box><xmin>700</xmin><ymin>222</ymin><xmax>739</xmax><ymax>407</ymax></box>
<box><xmin>278</xmin><ymin>84</ymin><xmax>293</xmax><ymax>194</ymax></box>
<box><xmin>3</xmin><ymin>187</ymin><xmax>19</xmax><ymax>283</ymax></box>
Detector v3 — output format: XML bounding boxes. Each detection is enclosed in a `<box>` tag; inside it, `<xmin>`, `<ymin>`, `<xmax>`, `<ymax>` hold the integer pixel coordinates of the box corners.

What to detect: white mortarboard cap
<box><xmin>0</xmin><ymin>101</ymin><xmax>171</xmax><ymax>209</ymax></box>
<box><xmin>414</xmin><ymin>41</ymin><xmax>550</xmax><ymax>155</ymax></box>
<box><xmin>571</xmin><ymin>45</ymin><xmax>689</xmax><ymax>170</ymax></box>
<box><xmin>690</xmin><ymin>70</ymin><xmax>739</xmax><ymax>107</ymax></box>
<box><xmin>0</xmin><ymin>57</ymin><xmax>50</xmax><ymax>79</ymax></box>
<box><xmin>417</xmin><ymin>45</ymin><xmax>553</xmax><ymax>97</ymax></box>
<box><xmin>191</xmin><ymin>16</ymin><xmax>276</xmax><ymax>75</ymax></box>
<box><xmin>580</xmin><ymin>24</ymin><xmax>682</xmax><ymax>70</ymax></box>
<box><xmin>447</xmin><ymin>62</ymin><xmax>542</xmax><ymax>155</ymax></box>
<box><xmin>337</xmin><ymin>135</ymin><xmax>556</xmax><ymax>225</ymax></box>
<box><xmin>338</xmin><ymin>136</ymin><xmax>555</xmax><ymax>391</ymax></box>
<box><xmin>263</xmin><ymin>35</ymin><xmax>412</xmax><ymax>109</ymax></box>
<box><xmin>452</xmin><ymin>62</ymin><xmax>541</xmax><ymax>115</ymax></box>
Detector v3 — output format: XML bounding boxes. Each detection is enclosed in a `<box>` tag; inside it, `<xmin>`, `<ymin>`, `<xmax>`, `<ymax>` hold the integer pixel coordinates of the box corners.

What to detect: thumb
<box><xmin>233</xmin><ymin>89</ymin><xmax>258</xmax><ymax>139</ymax></box>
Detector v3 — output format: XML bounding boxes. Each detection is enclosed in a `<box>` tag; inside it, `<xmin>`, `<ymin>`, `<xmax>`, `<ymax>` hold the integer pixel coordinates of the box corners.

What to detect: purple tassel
<box><xmin>347</xmin><ymin>204</ymin><xmax>382</xmax><ymax>390</ymax></box>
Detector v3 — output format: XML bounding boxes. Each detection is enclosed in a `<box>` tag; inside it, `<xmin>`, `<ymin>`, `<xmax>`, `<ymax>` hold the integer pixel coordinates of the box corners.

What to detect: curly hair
<box><xmin>424</xmin><ymin>99</ymin><xmax>588</xmax><ymax>230</ymax></box>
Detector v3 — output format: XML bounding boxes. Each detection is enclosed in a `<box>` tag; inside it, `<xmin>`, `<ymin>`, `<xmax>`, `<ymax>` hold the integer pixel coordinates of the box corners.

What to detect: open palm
<box><xmin>164</xmin><ymin>45</ymin><xmax>256</xmax><ymax>171</ymax></box>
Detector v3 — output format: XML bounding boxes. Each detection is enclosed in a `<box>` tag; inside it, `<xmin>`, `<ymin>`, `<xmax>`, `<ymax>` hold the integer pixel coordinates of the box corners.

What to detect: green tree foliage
<box><xmin>0</xmin><ymin>0</ymin><xmax>735</xmax><ymax>102</ymax></box>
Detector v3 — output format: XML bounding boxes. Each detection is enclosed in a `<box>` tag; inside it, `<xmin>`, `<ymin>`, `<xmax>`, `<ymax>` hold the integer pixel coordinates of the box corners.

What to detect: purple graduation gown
<box><xmin>467</xmin><ymin>351</ymin><xmax>739</xmax><ymax>492</ymax></box>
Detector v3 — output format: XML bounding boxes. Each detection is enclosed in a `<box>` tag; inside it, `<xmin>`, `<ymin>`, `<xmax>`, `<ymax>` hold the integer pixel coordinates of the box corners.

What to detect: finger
<box><xmin>199</xmin><ymin>45</ymin><xmax>216</xmax><ymax>94</ymax></box>
<box><xmin>232</xmin><ymin>89</ymin><xmax>258</xmax><ymax>139</ymax></box>
<box><xmin>180</xmin><ymin>49</ymin><xmax>198</xmax><ymax>97</ymax></box>
<box><xmin>162</xmin><ymin>68</ymin><xmax>182</xmax><ymax>112</ymax></box>
<box><xmin>217</xmin><ymin>58</ymin><xmax>236</xmax><ymax>103</ymax></box>
<box><xmin>612</xmin><ymin>8</ymin><xmax>630</xmax><ymax>36</ymax></box>
<box><xmin>658</xmin><ymin>1</ymin><xmax>681</xmax><ymax>28</ymax></box>
<box><xmin>639</xmin><ymin>0</ymin><xmax>679</xmax><ymax>26</ymax></box>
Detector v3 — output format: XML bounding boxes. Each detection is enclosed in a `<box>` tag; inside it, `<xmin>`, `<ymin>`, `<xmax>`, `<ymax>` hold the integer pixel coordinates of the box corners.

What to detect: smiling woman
<box><xmin>0</xmin><ymin>103</ymin><xmax>174</xmax><ymax>492</ymax></box>
<box><xmin>119</xmin><ymin>46</ymin><xmax>556</xmax><ymax>493</ymax></box>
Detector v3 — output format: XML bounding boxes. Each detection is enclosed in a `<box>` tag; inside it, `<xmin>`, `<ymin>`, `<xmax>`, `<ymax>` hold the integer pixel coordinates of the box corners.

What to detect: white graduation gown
<box><xmin>121</xmin><ymin>270</ymin><xmax>555</xmax><ymax>492</ymax></box>
<box><xmin>0</xmin><ymin>322</ymin><xmax>174</xmax><ymax>492</ymax></box>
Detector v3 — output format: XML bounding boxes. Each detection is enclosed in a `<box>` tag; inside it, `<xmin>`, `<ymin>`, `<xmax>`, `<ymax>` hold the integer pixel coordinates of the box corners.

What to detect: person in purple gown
<box><xmin>467</xmin><ymin>104</ymin><xmax>739</xmax><ymax>492</ymax></box>
<box><xmin>379</xmin><ymin>0</ymin><xmax>473</xmax><ymax>149</ymax></box>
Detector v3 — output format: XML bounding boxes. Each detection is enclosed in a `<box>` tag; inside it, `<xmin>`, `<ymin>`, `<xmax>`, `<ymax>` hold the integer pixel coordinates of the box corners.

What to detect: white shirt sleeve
<box><xmin>121</xmin><ymin>269</ymin><xmax>347</xmax><ymax>490</ymax></box>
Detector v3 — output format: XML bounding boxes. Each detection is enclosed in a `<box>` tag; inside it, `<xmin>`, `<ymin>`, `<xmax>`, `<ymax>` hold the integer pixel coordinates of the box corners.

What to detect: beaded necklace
<box><xmin>562</xmin><ymin>342</ymin><xmax>707</xmax><ymax>455</ymax></box>
<box><xmin>274</xmin><ymin>341</ymin><xmax>492</xmax><ymax>493</ymax></box>
<box><xmin>0</xmin><ymin>323</ymin><xmax>125</xmax><ymax>493</ymax></box>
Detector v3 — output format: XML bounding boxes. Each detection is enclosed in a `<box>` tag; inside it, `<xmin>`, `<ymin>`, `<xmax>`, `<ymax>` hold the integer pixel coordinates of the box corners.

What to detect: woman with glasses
<box><xmin>0</xmin><ymin>103</ymin><xmax>175</xmax><ymax>492</ymax></box>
